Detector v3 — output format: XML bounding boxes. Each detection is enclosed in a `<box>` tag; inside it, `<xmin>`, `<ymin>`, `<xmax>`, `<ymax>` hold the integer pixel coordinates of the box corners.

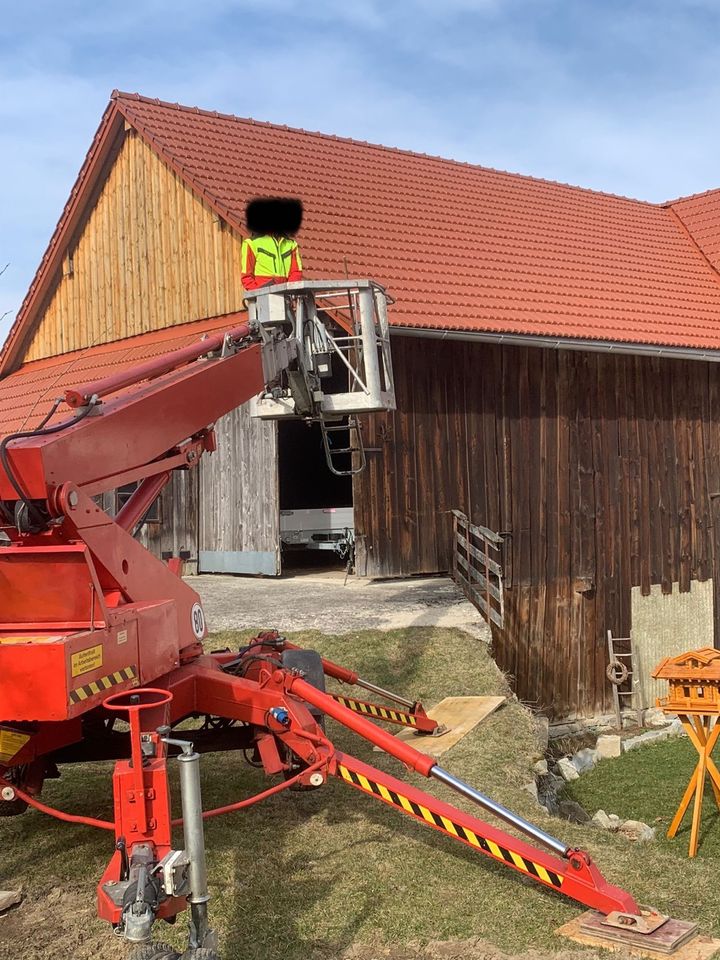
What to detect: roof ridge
<box><xmin>664</xmin><ymin>186</ymin><xmax>720</xmax><ymax>206</ymax></box>
<box><xmin>112</xmin><ymin>89</ymin><xmax>660</xmax><ymax>209</ymax></box>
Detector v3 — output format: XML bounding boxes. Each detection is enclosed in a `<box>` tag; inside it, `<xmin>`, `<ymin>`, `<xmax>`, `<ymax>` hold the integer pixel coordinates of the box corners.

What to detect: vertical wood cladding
<box><xmin>354</xmin><ymin>336</ymin><xmax>720</xmax><ymax>717</ymax></box>
<box><xmin>24</xmin><ymin>130</ymin><xmax>245</xmax><ymax>361</ymax></box>
<box><xmin>198</xmin><ymin>406</ymin><xmax>279</xmax><ymax>563</ymax></box>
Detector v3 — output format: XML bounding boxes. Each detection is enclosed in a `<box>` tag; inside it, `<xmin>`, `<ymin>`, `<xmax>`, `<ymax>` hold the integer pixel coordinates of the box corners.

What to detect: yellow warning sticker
<box><xmin>0</xmin><ymin>728</ymin><xmax>31</xmax><ymax>763</ymax></box>
<box><xmin>71</xmin><ymin>643</ymin><xmax>103</xmax><ymax>678</ymax></box>
<box><xmin>0</xmin><ymin>634</ymin><xmax>64</xmax><ymax>645</ymax></box>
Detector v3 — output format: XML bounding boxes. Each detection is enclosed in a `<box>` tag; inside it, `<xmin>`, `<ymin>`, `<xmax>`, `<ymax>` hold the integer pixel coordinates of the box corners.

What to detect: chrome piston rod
<box><xmin>354</xmin><ymin>677</ymin><xmax>415</xmax><ymax>709</ymax></box>
<box><xmin>430</xmin><ymin>765</ymin><xmax>570</xmax><ymax>858</ymax></box>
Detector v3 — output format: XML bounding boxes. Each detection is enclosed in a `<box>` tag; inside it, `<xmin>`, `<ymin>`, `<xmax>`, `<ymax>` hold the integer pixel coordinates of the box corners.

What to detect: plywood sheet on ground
<box><xmin>557</xmin><ymin>914</ymin><xmax>718</xmax><ymax>960</ymax></box>
<box><xmin>375</xmin><ymin>696</ymin><xmax>505</xmax><ymax>758</ymax></box>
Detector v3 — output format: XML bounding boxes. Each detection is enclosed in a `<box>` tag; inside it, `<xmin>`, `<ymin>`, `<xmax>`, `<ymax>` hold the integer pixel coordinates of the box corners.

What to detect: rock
<box><xmin>618</xmin><ymin>819</ymin><xmax>656</xmax><ymax>842</ymax></box>
<box><xmin>533</xmin><ymin>759</ymin><xmax>549</xmax><ymax>776</ymax></box>
<box><xmin>536</xmin><ymin>773</ymin><xmax>565</xmax><ymax>815</ymax></box>
<box><xmin>523</xmin><ymin>780</ymin><xmax>539</xmax><ymax>802</ymax></box>
<box><xmin>668</xmin><ymin>717</ymin><xmax>684</xmax><ymax>737</ymax></box>
<box><xmin>0</xmin><ymin>889</ymin><xmax>22</xmax><ymax>913</ymax></box>
<box><xmin>623</xmin><ymin>728</ymin><xmax>671</xmax><ymax>752</ymax></box>
<box><xmin>644</xmin><ymin>706</ymin><xmax>675</xmax><ymax>728</ymax></box>
<box><xmin>556</xmin><ymin>757</ymin><xmax>580</xmax><ymax>781</ymax></box>
<box><xmin>534</xmin><ymin>716</ymin><xmax>550</xmax><ymax>754</ymax></box>
<box><xmin>549</xmin><ymin>720</ymin><xmax>584</xmax><ymax>739</ymax></box>
<box><xmin>557</xmin><ymin>799</ymin><xmax>591</xmax><ymax>824</ymax></box>
<box><xmin>596</xmin><ymin>734</ymin><xmax>622</xmax><ymax>759</ymax></box>
<box><xmin>571</xmin><ymin>747</ymin><xmax>598</xmax><ymax>773</ymax></box>
<box><xmin>591</xmin><ymin>809</ymin><xmax>615</xmax><ymax>831</ymax></box>
<box><xmin>608</xmin><ymin>813</ymin><xmax>623</xmax><ymax>828</ymax></box>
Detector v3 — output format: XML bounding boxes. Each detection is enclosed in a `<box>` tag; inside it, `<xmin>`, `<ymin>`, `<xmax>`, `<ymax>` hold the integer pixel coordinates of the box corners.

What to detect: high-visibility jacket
<box><xmin>241</xmin><ymin>234</ymin><xmax>303</xmax><ymax>290</ymax></box>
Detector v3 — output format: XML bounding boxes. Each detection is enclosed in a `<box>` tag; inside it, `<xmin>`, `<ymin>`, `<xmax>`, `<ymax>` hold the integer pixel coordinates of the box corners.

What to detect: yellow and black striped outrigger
<box><xmin>329</xmin><ymin>693</ymin><xmax>437</xmax><ymax>733</ymax></box>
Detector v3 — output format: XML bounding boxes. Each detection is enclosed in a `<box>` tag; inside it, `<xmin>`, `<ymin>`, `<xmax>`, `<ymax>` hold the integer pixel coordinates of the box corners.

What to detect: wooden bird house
<box><xmin>652</xmin><ymin>647</ymin><xmax>720</xmax><ymax>715</ymax></box>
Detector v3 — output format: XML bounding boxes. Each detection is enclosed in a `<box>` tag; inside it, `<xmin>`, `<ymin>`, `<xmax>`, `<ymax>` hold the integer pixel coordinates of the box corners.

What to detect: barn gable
<box><xmin>23</xmin><ymin>127</ymin><xmax>245</xmax><ymax>363</ymax></box>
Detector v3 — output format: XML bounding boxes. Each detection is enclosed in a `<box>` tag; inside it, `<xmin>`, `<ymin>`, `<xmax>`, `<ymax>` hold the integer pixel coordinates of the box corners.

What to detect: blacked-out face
<box><xmin>245</xmin><ymin>197</ymin><xmax>304</xmax><ymax>236</ymax></box>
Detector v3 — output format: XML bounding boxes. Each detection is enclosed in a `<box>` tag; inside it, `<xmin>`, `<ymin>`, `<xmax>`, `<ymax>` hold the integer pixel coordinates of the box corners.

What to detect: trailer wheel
<box><xmin>281</xmin><ymin>648</ymin><xmax>327</xmax><ymax>789</ymax></box>
<box><xmin>0</xmin><ymin>767</ymin><xmax>29</xmax><ymax>818</ymax></box>
<box><xmin>281</xmin><ymin>648</ymin><xmax>326</xmax><ymax>728</ymax></box>
<box><xmin>130</xmin><ymin>942</ymin><xmax>179</xmax><ymax>960</ymax></box>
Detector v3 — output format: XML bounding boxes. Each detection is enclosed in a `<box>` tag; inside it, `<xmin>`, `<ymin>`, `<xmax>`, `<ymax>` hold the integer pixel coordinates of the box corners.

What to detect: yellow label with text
<box><xmin>71</xmin><ymin>644</ymin><xmax>103</xmax><ymax>678</ymax></box>
<box><xmin>0</xmin><ymin>728</ymin><xmax>31</xmax><ymax>763</ymax></box>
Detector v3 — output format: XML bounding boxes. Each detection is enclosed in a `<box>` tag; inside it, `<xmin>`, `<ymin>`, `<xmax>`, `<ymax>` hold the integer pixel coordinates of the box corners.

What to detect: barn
<box><xmin>4</xmin><ymin>90</ymin><xmax>720</xmax><ymax>719</ymax></box>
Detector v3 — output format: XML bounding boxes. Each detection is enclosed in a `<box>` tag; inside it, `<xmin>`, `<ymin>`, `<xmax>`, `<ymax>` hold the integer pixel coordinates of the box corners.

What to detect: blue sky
<box><xmin>2</xmin><ymin>0</ymin><xmax>720</xmax><ymax>345</ymax></box>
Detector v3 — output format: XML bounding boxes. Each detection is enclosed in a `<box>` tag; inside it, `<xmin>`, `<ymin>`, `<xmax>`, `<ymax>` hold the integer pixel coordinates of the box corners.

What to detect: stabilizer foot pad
<box><xmin>558</xmin><ymin>911</ymin><xmax>714</xmax><ymax>959</ymax></box>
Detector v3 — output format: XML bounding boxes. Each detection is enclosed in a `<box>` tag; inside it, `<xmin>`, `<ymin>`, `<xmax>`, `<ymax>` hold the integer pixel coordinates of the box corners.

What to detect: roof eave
<box><xmin>393</xmin><ymin>325</ymin><xmax>720</xmax><ymax>362</ymax></box>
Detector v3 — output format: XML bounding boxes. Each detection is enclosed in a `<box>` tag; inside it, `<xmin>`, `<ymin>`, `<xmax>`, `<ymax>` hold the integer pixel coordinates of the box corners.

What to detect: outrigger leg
<box><xmin>284</xmin><ymin>672</ymin><xmax>697</xmax><ymax>949</ymax></box>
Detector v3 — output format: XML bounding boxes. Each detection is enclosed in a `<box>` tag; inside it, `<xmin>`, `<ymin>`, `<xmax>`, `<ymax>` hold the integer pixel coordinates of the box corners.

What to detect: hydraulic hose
<box><xmin>0</xmin><ymin>729</ymin><xmax>334</xmax><ymax>832</ymax></box>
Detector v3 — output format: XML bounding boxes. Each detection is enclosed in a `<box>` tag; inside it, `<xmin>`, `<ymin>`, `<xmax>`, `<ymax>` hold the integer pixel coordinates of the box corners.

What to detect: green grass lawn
<box><xmin>2</xmin><ymin>629</ymin><xmax>720</xmax><ymax>960</ymax></box>
<box><xmin>567</xmin><ymin>734</ymin><xmax>720</xmax><ymax>859</ymax></box>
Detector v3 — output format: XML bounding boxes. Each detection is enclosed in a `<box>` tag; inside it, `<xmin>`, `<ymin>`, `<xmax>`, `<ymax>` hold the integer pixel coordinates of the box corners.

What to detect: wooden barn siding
<box><xmin>24</xmin><ymin>129</ymin><xmax>246</xmax><ymax>362</ymax></box>
<box><xmin>198</xmin><ymin>407</ymin><xmax>279</xmax><ymax>564</ymax></box>
<box><xmin>354</xmin><ymin>336</ymin><xmax>720</xmax><ymax>716</ymax></box>
<box><xmin>142</xmin><ymin>470</ymin><xmax>200</xmax><ymax>565</ymax></box>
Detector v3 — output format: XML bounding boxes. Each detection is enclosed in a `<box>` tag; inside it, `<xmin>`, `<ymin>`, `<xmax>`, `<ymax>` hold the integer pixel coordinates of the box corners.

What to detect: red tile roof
<box><xmin>4</xmin><ymin>90</ymin><xmax>720</xmax><ymax>379</ymax></box>
<box><xmin>669</xmin><ymin>190</ymin><xmax>720</xmax><ymax>274</ymax></box>
<box><xmin>0</xmin><ymin>314</ymin><xmax>236</xmax><ymax>435</ymax></box>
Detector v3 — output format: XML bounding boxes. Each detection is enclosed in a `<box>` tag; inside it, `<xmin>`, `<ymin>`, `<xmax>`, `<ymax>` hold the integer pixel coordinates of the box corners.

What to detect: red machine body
<box><xmin>0</xmin><ymin>311</ymin><xmax>661</xmax><ymax>953</ymax></box>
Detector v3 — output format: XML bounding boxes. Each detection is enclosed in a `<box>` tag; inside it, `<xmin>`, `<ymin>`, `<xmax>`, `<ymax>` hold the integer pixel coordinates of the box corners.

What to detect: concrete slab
<box><xmin>190</xmin><ymin>573</ymin><xmax>490</xmax><ymax>640</ymax></box>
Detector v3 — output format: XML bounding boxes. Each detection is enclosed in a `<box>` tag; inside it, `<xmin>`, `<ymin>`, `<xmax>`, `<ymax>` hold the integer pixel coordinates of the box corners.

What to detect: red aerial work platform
<box><xmin>0</xmin><ymin>282</ymin><xmax>689</xmax><ymax>959</ymax></box>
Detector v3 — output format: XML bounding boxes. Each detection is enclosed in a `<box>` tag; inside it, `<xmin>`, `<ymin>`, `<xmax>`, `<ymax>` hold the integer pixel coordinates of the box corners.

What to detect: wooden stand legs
<box><xmin>667</xmin><ymin>714</ymin><xmax>720</xmax><ymax>857</ymax></box>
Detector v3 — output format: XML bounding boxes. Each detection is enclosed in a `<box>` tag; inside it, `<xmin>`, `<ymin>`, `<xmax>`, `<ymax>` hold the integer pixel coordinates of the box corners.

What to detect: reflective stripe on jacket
<box><xmin>241</xmin><ymin>235</ymin><xmax>303</xmax><ymax>290</ymax></box>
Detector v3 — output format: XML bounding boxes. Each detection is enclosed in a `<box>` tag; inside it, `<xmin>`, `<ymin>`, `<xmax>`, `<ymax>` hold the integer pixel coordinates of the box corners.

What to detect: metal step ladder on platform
<box><xmin>320</xmin><ymin>417</ymin><xmax>366</xmax><ymax>477</ymax></box>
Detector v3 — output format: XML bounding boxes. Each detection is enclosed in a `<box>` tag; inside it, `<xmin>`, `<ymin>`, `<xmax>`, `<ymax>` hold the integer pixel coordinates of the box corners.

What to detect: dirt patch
<box><xmin>342</xmin><ymin>938</ymin><xmax>611</xmax><ymax>960</ymax></box>
<box><xmin>0</xmin><ymin>885</ymin><xmax>124</xmax><ymax>960</ymax></box>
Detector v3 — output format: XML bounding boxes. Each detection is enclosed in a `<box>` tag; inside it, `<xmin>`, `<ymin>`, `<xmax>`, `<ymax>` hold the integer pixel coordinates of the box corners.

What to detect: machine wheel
<box><xmin>129</xmin><ymin>942</ymin><xmax>180</xmax><ymax>960</ymax></box>
<box><xmin>281</xmin><ymin>648</ymin><xmax>326</xmax><ymax>729</ymax></box>
<box><xmin>0</xmin><ymin>767</ymin><xmax>29</xmax><ymax>818</ymax></box>
<box><xmin>281</xmin><ymin>648</ymin><xmax>327</xmax><ymax>789</ymax></box>
<box><xmin>179</xmin><ymin>950</ymin><xmax>220</xmax><ymax>960</ymax></box>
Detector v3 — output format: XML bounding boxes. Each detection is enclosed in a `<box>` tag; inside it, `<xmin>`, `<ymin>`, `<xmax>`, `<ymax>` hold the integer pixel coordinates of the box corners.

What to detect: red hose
<box><xmin>0</xmin><ymin>731</ymin><xmax>334</xmax><ymax>832</ymax></box>
<box><xmin>177</xmin><ymin>754</ymin><xmax>328</xmax><ymax>825</ymax></box>
<box><xmin>0</xmin><ymin>780</ymin><xmax>115</xmax><ymax>830</ymax></box>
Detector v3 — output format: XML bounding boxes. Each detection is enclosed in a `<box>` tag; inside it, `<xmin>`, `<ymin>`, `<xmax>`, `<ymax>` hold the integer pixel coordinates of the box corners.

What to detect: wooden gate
<box><xmin>451</xmin><ymin>510</ymin><xmax>505</xmax><ymax>628</ymax></box>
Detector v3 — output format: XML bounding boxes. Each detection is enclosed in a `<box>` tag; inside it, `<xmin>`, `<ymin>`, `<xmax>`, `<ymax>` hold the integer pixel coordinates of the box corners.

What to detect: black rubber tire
<box><xmin>0</xmin><ymin>768</ymin><xmax>29</xmax><ymax>818</ymax></box>
<box><xmin>282</xmin><ymin>647</ymin><xmax>326</xmax><ymax>731</ymax></box>
<box><xmin>281</xmin><ymin>648</ymin><xmax>326</xmax><ymax>703</ymax></box>
<box><xmin>129</xmin><ymin>942</ymin><xmax>179</xmax><ymax>960</ymax></box>
<box><xmin>281</xmin><ymin>648</ymin><xmax>327</xmax><ymax>788</ymax></box>
<box><xmin>179</xmin><ymin>950</ymin><xmax>220</xmax><ymax>960</ymax></box>
<box><xmin>0</xmin><ymin>793</ymin><xmax>28</xmax><ymax>818</ymax></box>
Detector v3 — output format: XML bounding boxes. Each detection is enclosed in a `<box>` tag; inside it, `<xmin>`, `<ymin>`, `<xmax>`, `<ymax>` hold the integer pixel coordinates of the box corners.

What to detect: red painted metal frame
<box><xmin>281</xmin><ymin>639</ymin><xmax>439</xmax><ymax>734</ymax></box>
<box><xmin>0</xmin><ymin>320</ymin><xmax>647</xmax><ymax>942</ymax></box>
<box><xmin>329</xmin><ymin>692</ymin><xmax>437</xmax><ymax>732</ymax></box>
<box><xmin>63</xmin><ymin>323</ymin><xmax>251</xmax><ymax>408</ymax></box>
<box><xmin>332</xmin><ymin>752</ymin><xmax>637</xmax><ymax>914</ymax></box>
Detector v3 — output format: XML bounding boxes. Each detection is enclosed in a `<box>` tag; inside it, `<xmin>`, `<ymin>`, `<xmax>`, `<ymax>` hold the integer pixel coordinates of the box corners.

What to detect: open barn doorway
<box><xmin>278</xmin><ymin>416</ymin><xmax>354</xmax><ymax>574</ymax></box>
